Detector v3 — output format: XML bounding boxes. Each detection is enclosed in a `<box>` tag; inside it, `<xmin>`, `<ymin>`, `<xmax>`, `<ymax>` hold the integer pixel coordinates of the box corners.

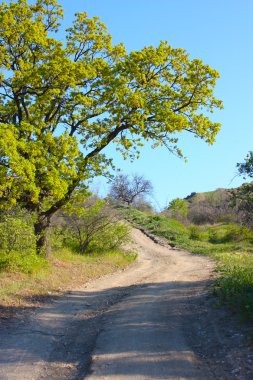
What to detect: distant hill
<box><xmin>184</xmin><ymin>188</ymin><xmax>230</xmax><ymax>203</ymax></box>
<box><xmin>165</xmin><ymin>188</ymin><xmax>234</xmax><ymax>225</ymax></box>
<box><xmin>184</xmin><ymin>188</ymin><xmax>234</xmax><ymax>224</ymax></box>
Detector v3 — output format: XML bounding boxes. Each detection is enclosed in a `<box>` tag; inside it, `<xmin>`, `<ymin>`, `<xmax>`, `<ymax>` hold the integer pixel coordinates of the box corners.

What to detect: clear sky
<box><xmin>59</xmin><ymin>1</ymin><xmax>252</xmax><ymax>208</ymax></box>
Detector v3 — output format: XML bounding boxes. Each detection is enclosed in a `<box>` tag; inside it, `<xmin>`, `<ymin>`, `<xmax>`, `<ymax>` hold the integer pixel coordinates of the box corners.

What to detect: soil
<box><xmin>0</xmin><ymin>228</ymin><xmax>252</xmax><ymax>379</ymax></box>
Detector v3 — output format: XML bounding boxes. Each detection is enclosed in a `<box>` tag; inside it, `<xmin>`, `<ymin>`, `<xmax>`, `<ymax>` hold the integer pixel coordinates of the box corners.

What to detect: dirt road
<box><xmin>0</xmin><ymin>229</ymin><xmax>252</xmax><ymax>379</ymax></box>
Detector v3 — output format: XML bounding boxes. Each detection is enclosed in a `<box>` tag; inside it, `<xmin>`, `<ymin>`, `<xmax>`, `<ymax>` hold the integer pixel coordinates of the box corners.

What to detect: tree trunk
<box><xmin>80</xmin><ymin>238</ymin><xmax>89</xmax><ymax>254</ymax></box>
<box><xmin>34</xmin><ymin>215</ymin><xmax>51</xmax><ymax>256</ymax></box>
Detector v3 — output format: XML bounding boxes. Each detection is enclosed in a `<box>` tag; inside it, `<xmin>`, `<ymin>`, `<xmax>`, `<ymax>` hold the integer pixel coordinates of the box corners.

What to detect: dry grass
<box><xmin>0</xmin><ymin>248</ymin><xmax>136</xmax><ymax>310</ymax></box>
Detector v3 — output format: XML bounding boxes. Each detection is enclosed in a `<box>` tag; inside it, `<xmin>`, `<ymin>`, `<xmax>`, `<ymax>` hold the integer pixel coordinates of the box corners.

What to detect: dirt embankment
<box><xmin>0</xmin><ymin>228</ymin><xmax>252</xmax><ymax>380</ymax></box>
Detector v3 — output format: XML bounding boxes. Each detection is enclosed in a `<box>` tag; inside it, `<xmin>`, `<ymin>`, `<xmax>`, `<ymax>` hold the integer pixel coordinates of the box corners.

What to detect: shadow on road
<box><xmin>0</xmin><ymin>278</ymin><xmax>216</xmax><ymax>379</ymax></box>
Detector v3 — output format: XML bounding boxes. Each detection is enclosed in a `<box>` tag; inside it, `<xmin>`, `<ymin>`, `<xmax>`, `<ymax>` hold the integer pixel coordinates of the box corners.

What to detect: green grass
<box><xmin>214</xmin><ymin>252</ymin><xmax>253</xmax><ymax>321</ymax></box>
<box><xmin>0</xmin><ymin>250</ymin><xmax>48</xmax><ymax>274</ymax></box>
<box><xmin>124</xmin><ymin>207</ymin><xmax>253</xmax><ymax>321</ymax></box>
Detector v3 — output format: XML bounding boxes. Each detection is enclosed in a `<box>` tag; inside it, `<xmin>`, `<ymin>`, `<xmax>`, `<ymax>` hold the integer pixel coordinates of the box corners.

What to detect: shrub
<box><xmin>54</xmin><ymin>198</ymin><xmax>130</xmax><ymax>254</ymax></box>
<box><xmin>86</xmin><ymin>222</ymin><xmax>130</xmax><ymax>253</ymax></box>
<box><xmin>208</xmin><ymin>229</ymin><xmax>219</xmax><ymax>243</ymax></box>
<box><xmin>0</xmin><ymin>251</ymin><xmax>47</xmax><ymax>273</ymax></box>
<box><xmin>0</xmin><ymin>209</ymin><xmax>36</xmax><ymax>255</ymax></box>
<box><xmin>189</xmin><ymin>224</ymin><xmax>201</xmax><ymax>240</ymax></box>
<box><xmin>223</xmin><ymin>225</ymin><xmax>253</xmax><ymax>243</ymax></box>
<box><xmin>0</xmin><ymin>208</ymin><xmax>46</xmax><ymax>273</ymax></box>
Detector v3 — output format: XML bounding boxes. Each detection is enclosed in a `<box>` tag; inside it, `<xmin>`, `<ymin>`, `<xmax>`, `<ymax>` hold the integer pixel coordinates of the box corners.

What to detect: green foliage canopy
<box><xmin>0</xmin><ymin>0</ymin><xmax>223</xmax><ymax>220</ymax></box>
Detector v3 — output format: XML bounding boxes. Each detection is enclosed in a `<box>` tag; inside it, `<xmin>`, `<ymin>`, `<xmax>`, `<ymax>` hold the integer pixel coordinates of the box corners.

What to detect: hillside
<box><xmin>165</xmin><ymin>187</ymin><xmax>241</xmax><ymax>225</ymax></box>
<box><xmin>184</xmin><ymin>184</ymin><xmax>252</xmax><ymax>227</ymax></box>
<box><xmin>185</xmin><ymin>188</ymin><xmax>233</xmax><ymax>224</ymax></box>
<box><xmin>184</xmin><ymin>188</ymin><xmax>229</xmax><ymax>203</ymax></box>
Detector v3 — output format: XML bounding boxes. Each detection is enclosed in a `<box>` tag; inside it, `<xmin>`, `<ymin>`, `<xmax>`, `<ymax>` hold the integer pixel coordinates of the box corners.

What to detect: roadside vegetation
<box><xmin>124</xmin><ymin>206</ymin><xmax>253</xmax><ymax>321</ymax></box>
<box><xmin>0</xmin><ymin>247</ymin><xmax>135</xmax><ymax>308</ymax></box>
<box><xmin>0</xmin><ymin>200</ymin><xmax>135</xmax><ymax>308</ymax></box>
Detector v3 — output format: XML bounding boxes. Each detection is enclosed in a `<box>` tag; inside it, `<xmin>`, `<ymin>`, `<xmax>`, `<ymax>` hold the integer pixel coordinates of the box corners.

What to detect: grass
<box><xmin>124</xmin><ymin>207</ymin><xmax>253</xmax><ymax>321</ymax></box>
<box><xmin>0</xmin><ymin>247</ymin><xmax>136</xmax><ymax>308</ymax></box>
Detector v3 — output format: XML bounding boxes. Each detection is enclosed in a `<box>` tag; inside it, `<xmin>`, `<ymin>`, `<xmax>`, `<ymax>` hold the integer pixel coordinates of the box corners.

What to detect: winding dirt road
<box><xmin>0</xmin><ymin>229</ymin><xmax>252</xmax><ymax>379</ymax></box>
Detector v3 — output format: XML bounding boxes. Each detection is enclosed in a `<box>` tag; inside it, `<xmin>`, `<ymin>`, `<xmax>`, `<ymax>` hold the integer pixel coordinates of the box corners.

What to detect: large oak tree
<box><xmin>0</xmin><ymin>0</ymin><xmax>223</xmax><ymax>252</ymax></box>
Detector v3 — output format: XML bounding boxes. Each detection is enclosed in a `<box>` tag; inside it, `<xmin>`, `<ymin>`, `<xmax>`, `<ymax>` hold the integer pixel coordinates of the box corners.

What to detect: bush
<box><xmin>0</xmin><ymin>251</ymin><xmax>47</xmax><ymax>273</ymax></box>
<box><xmin>189</xmin><ymin>224</ymin><xmax>201</xmax><ymax>240</ymax></box>
<box><xmin>0</xmin><ymin>209</ymin><xmax>36</xmax><ymax>254</ymax></box>
<box><xmin>53</xmin><ymin>198</ymin><xmax>130</xmax><ymax>254</ymax></box>
<box><xmin>0</xmin><ymin>208</ymin><xmax>46</xmax><ymax>273</ymax></box>
<box><xmin>85</xmin><ymin>222</ymin><xmax>130</xmax><ymax>253</ymax></box>
<box><xmin>223</xmin><ymin>225</ymin><xmax>253</xmax><ymax>243</ymax></box>
<box><xmin>208</xmin><ymin>229</ymin><xmax>220</xmax><ymax>243</ymax></box>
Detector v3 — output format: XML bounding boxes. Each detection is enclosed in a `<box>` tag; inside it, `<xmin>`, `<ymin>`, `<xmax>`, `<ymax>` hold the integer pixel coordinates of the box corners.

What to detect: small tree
<box><xmin>109</xmin><ymin>174</ymin><xmax>153</xmax><ymax>206</ymax></box>
<box><xmin>56</xmin><ymin>197</ymin><xmax>129</xmax><ymax>253</ymax></box>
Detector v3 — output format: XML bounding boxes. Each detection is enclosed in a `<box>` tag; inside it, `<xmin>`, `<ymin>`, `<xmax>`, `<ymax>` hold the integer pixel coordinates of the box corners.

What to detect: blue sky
<box><xmin>61</xmin><ymin>1</ymin><xmax>252</xmax><ymax>208</ymax></box>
